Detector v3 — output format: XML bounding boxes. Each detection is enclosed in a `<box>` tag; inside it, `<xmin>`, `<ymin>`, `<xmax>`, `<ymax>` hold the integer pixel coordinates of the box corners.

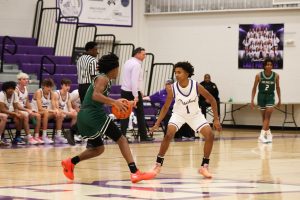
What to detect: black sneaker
<box><xmin>140</xmin><ymin>136</ymin><xmax>155</xmax><ymax>142</ymax></box>
<box><xmin>64</xmin><ymin>130</ymin><xmax>75</xmax><ymax>146</ymax></box>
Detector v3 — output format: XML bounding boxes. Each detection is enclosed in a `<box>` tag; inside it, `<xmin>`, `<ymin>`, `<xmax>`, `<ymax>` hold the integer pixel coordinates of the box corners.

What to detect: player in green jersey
<box><xmin>61</xmin><ymin>53</ymin><xmax>155</xmax><ymax>183</ymax></box>
<box><xmin>251</xmin><ymin>58</ymin><xmax>281</xmax><ymax>143</ymax></box>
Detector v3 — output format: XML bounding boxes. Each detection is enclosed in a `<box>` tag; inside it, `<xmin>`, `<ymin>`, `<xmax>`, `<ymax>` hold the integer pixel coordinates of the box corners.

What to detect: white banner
<box><xmin>57</xmin><ymin>0</ymin><xmax>132</xmax><ymax>27</ymax></box>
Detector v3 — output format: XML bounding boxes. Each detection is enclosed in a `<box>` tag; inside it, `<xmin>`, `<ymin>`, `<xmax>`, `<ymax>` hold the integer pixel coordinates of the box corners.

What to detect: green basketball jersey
<box><xmin>78</xmin><ymin>73</ymin><xmax>112</xmax><ymax>139</ymax></box>
<box><xmin>258</xmin><ymin>71</ymin><xmax>276</xmax><ymax>95</ymax></box>
<box><xmin>81</xmin><ymin>73</ymin><xmax>111</xmax><ymax>111</ymax></box>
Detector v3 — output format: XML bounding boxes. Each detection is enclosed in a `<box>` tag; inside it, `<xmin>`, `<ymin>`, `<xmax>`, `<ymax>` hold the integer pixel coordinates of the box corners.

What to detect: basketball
<box><xmin>111</xmin><ymin>98</ymin><xmax>133</xmax><ymax>119</ymax></box>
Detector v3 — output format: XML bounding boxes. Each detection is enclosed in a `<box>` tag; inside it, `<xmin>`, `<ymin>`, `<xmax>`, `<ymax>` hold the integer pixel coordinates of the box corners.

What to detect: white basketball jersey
<box><xmin>0</xmin><ymin>91</ymin><xmax>18</xmax><ymax>112</ymax></box>
<box><xmin>172</xmin><ymin>79</ymin><xmax>200</xmax><ymax>116</ymax></box>
<box><xmin>56</xmin><ymin>90</ymin><xmax>69</xmax><ymax>112</ymax></box>
<box><xmin>15</xmin><ymin>85</ymin><xmax>28</xmax><ymax>108</ymax></box>
<box><xmin>31</xmin><ymin>89</ymin><xmax>52</xmax><ymax>111</ymax></box>
<box><xmin>70</xmin><ymin>89</ymin><xmax>81</xmax><ymax>108</ymax></box>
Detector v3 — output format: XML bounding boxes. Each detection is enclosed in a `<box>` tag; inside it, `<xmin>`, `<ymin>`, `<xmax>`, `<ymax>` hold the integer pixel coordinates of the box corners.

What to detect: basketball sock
<box><xmin>201</xmin><ymin>157</ymin><xmax>210</xmax><ymax>166</ymax></box>
<box><xmin>128</xmin><ymin>162</ymin><xmax>138</xmax><ymax>173</ymax></box>
<box><xmin>42</xmin><ymin>130</ymin><xmax>47</xmax><ymax>137</ymax></box>
<box><xmin>71</xmin><ymin>156</ymin><xmax>80</xmax><ymax>165</ymax></box>
<box><xmin>56</xmin><ymin>130</ymin><xmax>62</xmax><ymax>137</ymax></box>
<box><xmin>156</xmin><ymin>155</ymin><xmax>164</xmax><ymax>166</ymax></box>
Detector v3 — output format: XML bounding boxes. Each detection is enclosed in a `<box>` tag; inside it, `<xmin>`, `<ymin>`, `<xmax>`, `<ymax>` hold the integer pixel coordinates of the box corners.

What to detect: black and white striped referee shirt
<box><xmin>76</xmin><ymin>54</ymin><xmax>98</xmax><ymax>84</ymax></box>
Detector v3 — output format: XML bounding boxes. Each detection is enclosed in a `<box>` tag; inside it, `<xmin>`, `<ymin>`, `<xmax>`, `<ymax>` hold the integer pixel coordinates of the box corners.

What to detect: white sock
<box><xmin>42</xmin><ymin>130</ymin><xmax>47</xmax><ymax>137</ymax></box>
<box><xmin>34</xmin><ymin>133</ymin><xmax>39</xmax><ymax>138</ymax></box>
<box><xmin>56</xmin><ymin>130</ymin><xmax>62</xmax><ymax>136</ymax></box>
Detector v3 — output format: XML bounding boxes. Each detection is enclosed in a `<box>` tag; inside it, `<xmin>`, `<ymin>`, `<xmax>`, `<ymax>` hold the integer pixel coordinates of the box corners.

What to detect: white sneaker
<box><xmin>54</xmin><ymin>135</ymin><xmax>68</xmax><ymax>144</ymax></box>
<box><xmin>258</xmin><ymin>130</ymin><xmax>268</xmax><ymax>143</ymax></box>
<box><xmin>266</xmin><ymin>129</ymin><xmax>272</xmax><ymax>143</ymax></box>
<box><xmin>74</xmin><ymin>135</ymin><xmax>82</xmax><ymax>142</ymax></box>
<box><xmin>42</xmin><ymin>136</ymin><xmax>54</xmax><ymax>144</ymax></box>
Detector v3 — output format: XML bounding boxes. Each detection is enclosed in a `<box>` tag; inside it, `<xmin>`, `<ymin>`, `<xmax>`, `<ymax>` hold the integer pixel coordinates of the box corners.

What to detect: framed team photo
<box><xmin>238</xmin><ymin>23</ymin><xmax>284</xmax><ymax>69</ymax></box>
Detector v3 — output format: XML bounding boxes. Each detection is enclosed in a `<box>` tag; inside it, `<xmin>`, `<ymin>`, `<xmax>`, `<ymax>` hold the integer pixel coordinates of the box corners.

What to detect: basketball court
<box><xmin>0</xmin><ymin>129</ymin><xmax>299</xmax><ymax>199</ymax></box>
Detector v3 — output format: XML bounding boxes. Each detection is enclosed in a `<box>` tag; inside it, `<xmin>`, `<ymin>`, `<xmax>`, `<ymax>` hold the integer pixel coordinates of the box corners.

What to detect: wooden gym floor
<box><xmin>0</xmin><ymin>128</ymin><xmax>299</xmax><ymax>199</ymax></box>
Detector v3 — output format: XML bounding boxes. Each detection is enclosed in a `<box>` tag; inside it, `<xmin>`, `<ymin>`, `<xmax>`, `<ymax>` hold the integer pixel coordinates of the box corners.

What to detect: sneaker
<box><xmin>74</xmin><ymin>135</ymin><xmax>82</xmax><ymax>143</ymax></box>
<box><xmin>55</xmin><ymin>135</ymin><xmax>68</xmax><ymax>144</ymax></box>
<box><xmin>0</xmin><ymin>140</ymin><xmax>9</xmax><ymax>146</ymax></box>
<box><xmin>130</xmin><ymin>170</ymin><xmax>156</xmax><ymax>183</ymax></box>
<box><xmin>199</xmin><ymin>166</ymin><xmax>212</xmax><ymax>178</ymax></box>
<box><xmin>258</xmin><ymin>134</ymin><xmax>268</xmax><ymax>143</ymax></box>
<box><xmin>13</xmin><ymin>137</ymin><xmax>26</xmax><ymax>145</ymax></box>
<box><xmin>42</xmin><ymin>136</ymin><xmax>54</xmax><ymax>144</ymax></box>
<box><xmin>64</xmin><ymin>130</ymin><xmax>75</xmax><ymax>145</ymax></box>
<box><xmin>1</xmin><ymin>137</ymin><xmax>10</xmax><ymax>144</ymax></box>
<box><xmin>34</xmin><ymin>137</ymin><xmax>44</xmax><ymax>144</ymax></box>
<box><xmin>140</xmin><ymin>136</ymin><xmax>155</xmax><ymax>142</ymax></box>
<box><xmin>266</xmin><ymin>129</ymin><xmax>272</xmax><ymax>143</ymax></box>
<box><xmin>61</xmin><ymin>158</ymin><xmax>75</xmax><ymax>180</ymax></box>
<box><xmin>26</xmin><ymin>136</ymin><xmax>38</xmax><ymax>145</ymax></box>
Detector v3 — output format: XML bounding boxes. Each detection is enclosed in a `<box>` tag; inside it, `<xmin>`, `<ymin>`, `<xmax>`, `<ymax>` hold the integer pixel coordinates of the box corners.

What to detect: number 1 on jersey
<box><xmin>186</xmin><ymin>105</ymin><xmax>190</xmax><ymax>114</ymax></box>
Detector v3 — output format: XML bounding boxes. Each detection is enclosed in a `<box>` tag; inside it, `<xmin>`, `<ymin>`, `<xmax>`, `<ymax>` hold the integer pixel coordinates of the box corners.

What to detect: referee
<box><xmin>64</xmin><ymin>41</ymin><xmax>98</xmax><ymax>145</ymax></box>
<box><xmin>77</xmin><ymin>41</ymin><xmax>98</xmax><ymax>102</ymax></box>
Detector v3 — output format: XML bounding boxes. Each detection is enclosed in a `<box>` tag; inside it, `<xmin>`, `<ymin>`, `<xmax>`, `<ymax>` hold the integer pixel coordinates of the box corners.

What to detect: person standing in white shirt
<box><xmin>120</xmin><ymin>47</ymin><xmax>154</xmax><ymax>142</ymax></box>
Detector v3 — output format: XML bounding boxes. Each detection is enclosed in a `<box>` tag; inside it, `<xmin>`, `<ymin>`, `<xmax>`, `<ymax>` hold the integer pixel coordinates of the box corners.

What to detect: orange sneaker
<box><xmin>199</xmin><ymin>166</ymin><xmax>212</xmax><ymax>178</ymax></box>
<box><xmin>61</xmin><ymin>158</ymin><xmax>75</xmax><ymax>180</ymax></box>
<box><xmin>130</xmin><ymin>170</ymin><xmax>156</xmax><ymax>183</ymax></box>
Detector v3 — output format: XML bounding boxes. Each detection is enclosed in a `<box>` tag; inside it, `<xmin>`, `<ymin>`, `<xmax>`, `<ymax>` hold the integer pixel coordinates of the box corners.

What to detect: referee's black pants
<box><xmin>78</xmin><ymin>83</ymin><xmax>91</xmax><ymax>103</ymax></box>
<box><xmin>120</xmin><ymin>90</ymin><xmax>148</xmax><ymax>139</ymax></box>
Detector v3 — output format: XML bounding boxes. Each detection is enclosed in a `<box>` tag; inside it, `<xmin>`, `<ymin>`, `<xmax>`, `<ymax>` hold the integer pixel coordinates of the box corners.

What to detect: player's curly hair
<box><xmin>98</xmin><ymin>53</ymin><xmax>119</xmax><ymax>74</ymax></box>
<box><xmin>174</xmin><ymin>61</ymin><xmax>195</xmax><ymax>77</ymax></box>
<box><xmin>2</xmin><ymin>81</ymin><xmax>16</xmax><ymax>91</ymax></box>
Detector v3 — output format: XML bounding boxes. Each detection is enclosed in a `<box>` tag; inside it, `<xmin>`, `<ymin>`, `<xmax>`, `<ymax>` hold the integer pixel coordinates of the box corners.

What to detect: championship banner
<box><xmin>57</xmin><ymin>0</ymin><xmax>133</xmax><ymax>27</ymax></box>
<box><xmin>238</xmin><ymin>24</ymin><xmax>284</xmax><ymax>69</ymax></box>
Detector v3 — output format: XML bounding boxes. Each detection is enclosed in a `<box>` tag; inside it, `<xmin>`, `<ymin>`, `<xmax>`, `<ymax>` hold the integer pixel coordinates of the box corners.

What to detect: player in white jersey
<box><xmin>150</xmin><ymin>62</ymin><xmax>222</xmax><ymax>178</ymax></box>
<box><xmin>31</xmin><ymin>78</ymin><xmax>64</xmax><ymax>144</ymax></box>
<box><xmin>55</xmin><ymin>79</ymin><xmax>77</xmax><ymax>124</ymax></box>
<box><xmin>54</xmin><ymin>79</ymin><xmax>77</xmax><ymax>144</ymax></box>
<box><xmin>70</xmin><ymin>89</ymin><xmax>81</xmax><ymax>112</ymax></box>
<box><xmin>0</xmin><ymin>81</ymin><xmax>33</xmax><ymax>145</ymax></box>
<box><xmin>0</xmin><ymin>113</ymin><xmax>9</xmax><ymax>146</ymax></box>
<box><xmin>68</xmin><ymin>89</ymin><xmax>83</xmax><ymax>143</ymax></box>
<box><xmin>16</xmin><ymin>72</ymin><xmax>42</xmax><ymax>144</ymax></box>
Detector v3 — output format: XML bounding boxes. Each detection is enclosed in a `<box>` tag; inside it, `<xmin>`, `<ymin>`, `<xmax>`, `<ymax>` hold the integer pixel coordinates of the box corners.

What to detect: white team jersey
<box><xmin>70</xmin><ymin>89</ymin><xmax>81</xmax><ymax>108</ymax></box>
<box><xmin>15</xmin><ymin>85</ymin><xmax>28</xmax><ymax>108</ymax></box>
<box><xmin>31</xmin><ymin>89</ymin><xmax>52</xmax><ymax>111</ymax></box>
<box><xmin>0</xmin><ymin>91</ymin><xmax>18</xmax><ymax>112</ymax></box>
<box><xmin>56</xmin><ymin>90</ymin><xmax>69</xmax><ymax>112</ymax></box>
<box><xmin>172</xmin><ymin>79</ymin><xmax>201</xmax><ymax>116</ymax></box>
